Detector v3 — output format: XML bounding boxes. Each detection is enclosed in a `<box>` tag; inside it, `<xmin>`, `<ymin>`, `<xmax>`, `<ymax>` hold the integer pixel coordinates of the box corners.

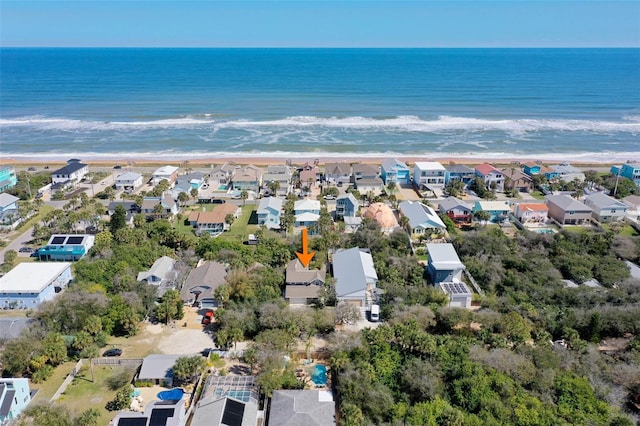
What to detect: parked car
<box><xmin>323</xmin><ymin>194</ymin><xmax>336</xmax><ymax>200</ymax></box>
<box><xmin>103</xmin><ymin>348</ymin><xmax>123</xmax><ymax>357</ymax></box>
<box><xmin>113</xmin><ymin>165</ymin><xmax>122</xmax><ymax>169</ymax></box>
<box><xmin>18</xmin><ymin>247</ymin><xmax>34</xmax><ymax>253</ymax></box>
<box><xmin>27</xmin><ymin>167</ymin><xmax>37</xmax><ymax>171</ymax></box>
<box><xmin>201</xmin><ymin>310</ymin><xmax>214</xmax><ymax>325</ymax></box>
<box><xmin>30</xmin><ymin>250</ymin><xmax>40</xmax><ymax>258</ymax></box>
<box><xmin>211</xmin><ymin>199</ymin><xmax>226</xmax><ymax>204</ymax></box>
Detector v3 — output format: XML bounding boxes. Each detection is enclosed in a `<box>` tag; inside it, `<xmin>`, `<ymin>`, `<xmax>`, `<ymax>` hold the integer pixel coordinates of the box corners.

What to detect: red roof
<box><xmin>475</xmin><ymin>163</ymin><xmax>501</xmax><ymax>176</ymax></box>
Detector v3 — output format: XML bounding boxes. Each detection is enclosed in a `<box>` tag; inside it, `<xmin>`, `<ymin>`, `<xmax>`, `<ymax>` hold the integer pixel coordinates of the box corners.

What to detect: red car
<box><xmin>202</xmin><ymin>310</ymin><xmax>214</xmax><ymax>325</ymax></box>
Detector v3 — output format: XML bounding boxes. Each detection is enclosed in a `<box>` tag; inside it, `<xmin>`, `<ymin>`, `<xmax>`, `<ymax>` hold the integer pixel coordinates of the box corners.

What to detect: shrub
<box><xmin>107</xmin><ymin>369</ymin><xmax>133</xmax><ymax>391</ymax></box>
<box><xmin>134</xmin><ymin>380</ymin><xmax>154</xmax><ymax>388</ymax></box>
<box><xmin>32</xmin><ymin>365</ymin><xmax>54</xmax><ymax>384</ymax></box>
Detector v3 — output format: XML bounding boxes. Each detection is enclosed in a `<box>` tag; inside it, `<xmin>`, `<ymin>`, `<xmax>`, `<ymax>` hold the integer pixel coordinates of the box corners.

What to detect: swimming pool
<box><xmin>157</xmin><ymin>388</ymin><xmax>185</xmax><ymax>400</ymax></box>
<box><xmin>218</xmin><ymin>184</ymin><xmax>228</xmax><ymax>191</ymax></box>
<box><xmin>310</xmin><ymin>364</ymin><xmax>328</xmax><ymax>386</ymax></box>
<box><xmin>531</xmin><ymin>228</ymin><xmax>556</xmax><ymax>234</ymax></box>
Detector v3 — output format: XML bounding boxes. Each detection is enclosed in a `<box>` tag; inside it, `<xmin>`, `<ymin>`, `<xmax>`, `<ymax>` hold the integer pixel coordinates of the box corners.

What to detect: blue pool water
<box><xmin>218</xmin><ymin>184</ymin><xmax>228</xmax><ymax>190</ymax></box>
<box><xmin>532</xmin><ymin>228</ymin><xmax>556</xmax><ymax>234</ymax></box>
<box><xmin>157</xmin><ymin>388</ymin><xmax>185</xmax><ymax>400</ymax></box>
<box><xmin>310</xmin><ymin>364</ymin><xmax>328</xmax><ymax>386</ymax></box>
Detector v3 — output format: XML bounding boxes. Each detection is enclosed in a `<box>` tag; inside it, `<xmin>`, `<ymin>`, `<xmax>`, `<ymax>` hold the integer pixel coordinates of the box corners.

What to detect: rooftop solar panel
<box><xmin>116</xmin><ymin>418</ymin><xmax>148</xmax><ymax>426</ymax></box>
<box><xmin>51</xmin><ymin>236</ymin><xmax>66</xmax><ymax>244</ymax></box>
<box><xmin>149</xmin><ymin>408</ymin><xmax>175</xmax><ymax>426</ymax></box>
<box><xmin>221</xmin><ymin>398</ymin><xmax>246</xmax><ymax>426</ymax></box>
<box><xmin>66</xmin><ymin>236</ymin><xmax>85</xmax><ymax>245</ymax></box>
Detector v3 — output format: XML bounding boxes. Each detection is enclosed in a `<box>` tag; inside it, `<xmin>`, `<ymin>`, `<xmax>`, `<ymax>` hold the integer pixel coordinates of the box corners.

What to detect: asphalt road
<box><xmin>0</xmin><ymin>226</ymin><xmax>34</xmax><ymax>264</ymax></box>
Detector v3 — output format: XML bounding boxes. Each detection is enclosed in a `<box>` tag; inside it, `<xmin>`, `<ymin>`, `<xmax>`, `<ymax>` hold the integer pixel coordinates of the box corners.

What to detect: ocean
<box><xmin>1</xmin><ymin>48</ymin><xmax>639</xmax><ymax>162</ymax></box>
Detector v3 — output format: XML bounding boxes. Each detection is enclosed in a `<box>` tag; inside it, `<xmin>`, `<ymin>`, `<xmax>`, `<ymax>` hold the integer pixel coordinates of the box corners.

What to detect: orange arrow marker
<box><xmin>295</xmin><ymin>228</ymin><xmax>315</xmax><ymax>268</ymax></box>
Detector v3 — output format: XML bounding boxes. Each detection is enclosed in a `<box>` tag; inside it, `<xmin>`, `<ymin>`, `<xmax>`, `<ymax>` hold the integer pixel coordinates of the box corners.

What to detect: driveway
<box><xmin>0</xmin><ymin>226</ymin><xmax>34</xmax><ymax>264</ymax></box>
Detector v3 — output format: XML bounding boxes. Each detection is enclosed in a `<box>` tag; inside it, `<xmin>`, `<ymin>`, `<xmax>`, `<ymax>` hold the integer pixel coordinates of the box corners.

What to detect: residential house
<box><xmin>299</xmin><ymin>162</ymin><xmax>322</xmax><ymax>187</ymax></box>
<box><xmin>472</xmin><ymin>200</ymin><xmax>511</xmax><ymax>223</ymax></box>
<box><xmin>438</xmin><ymin>282</ymin><xmax>473</xmax><ymax>309</ymax></box>
<box><xmin>38</xmin><ymin>234</ymin><xmax>95</xmax><ymax>261</ymax></box>
<box><xmin>514</xmin><ymin>203</ymin><xmax>549</xmax><ymax>224</ymax></box>
<box><xmin>180</xmin><ymin>261</ymin><xmax>228</xmax><ymax>307</ymax></box>
<box><xmin>444</xmin><ymin>164</ymin><xmax>475</xmax><ymax>185</ymax></box>
<box><xmin>0</xmin><ymin>166</ymin><xmax>17</xmax><ymax>192</ymax></box>
<box><xmin>257</xmin><ymin>197</ymin><xmax>283</xmax><ymax>230</ymax></box>
<box><xmin>551</xmin><ymin>163</ymin><xmax>586</xmax><ymax>183</ymax></box>
<box><xmin>545</xmin><ymin>194</ymin><xmax>592</xmax><ymax>225</ymax></box>
<box><xmin>381</xmin><ymin>158</ymin><xmax>411</xmax><ymax>185</ymax></box>
<box><xmin>335</xmin><ymin>193</ymin><xmax>359</xmax><ymax>219</ymax></box>
<box><xmin>191</xmin><ymin>376</ymin><xmax>259</xmax><ymax>426</ymax></box>
<box><xmin>501</xmin><ymin>168</ymin><xmax>533</xmax><ymax>192</ymax></box>
<box><xmin>294</xmin><ymin>198</ymin><xmax>321</xmax><ymax>231</ymax></box>
<box><xmin>111</xmin><ymin>396</ymin><xmax>187</xmax><ymax>426</ymax></box>
<box><xmin>355</xmin><ymin>178</ymin><xmax>385</xmax><ymax>196</ymax></box>
<box><xmin>352</xmin><ymin>163</ymin><xmax>380</xmax><ymax>182</ymax></box>
<box><xmin>141</xmin><ymin>195</ymin><xmax>180</xmax><ymax>218</ymax></box>
<box><xmin>324</xmin><ymin>163</ymin><xmax>351</xmax><ymax>185</ymax></box>
<box><xmin>192</xmin><ymin>204</ymin><xmax>241</xmax><ymax>236</ymax></box>
<box><xmin>398</xmin><ymin>200</ymin><xmax>446</xmax><ymax>238</ymax></box>
<box><xmin>263</xmin><ymin>165</ymin><xmax>293</xmax><ymax>196</ymax></box>
<box><xmin>50</xmin><ymin>159</ymin><xmax>88</xmax><ymax>187</ymax></box>
<box><xmin>0</xmin><ymin>193</ymin><xmax>19</xmax><ymax>214</ymax></box>
<box><xmin>622</xmin><ymin>195</ymin><xmax>640</xmax><ymax>221</ymax></box>
<box><xmin>137</xmin><ymin>354</ymin><xmax>184</xmax><ymax>387</ymax></box>
<box><xmin>426</xmin><ymin>243</ymin><xmax>465</xmax><ymax>284</ymax></box>
<box><xmin>152</xmin><ymin>165</ymin><xmax>179</xmax><ymax>186</ymax></box>
<box><xmin>0</xmin><ymin>262</ymin><xmax>72</xmax><ymax>309</ymax></box>
<box><xmin>268</xmin><ymin>390</ymin><xmax>335</xmax><ymax>426</ymax></box>
<box><xmin>343</xmin><ymin>216</ymin><xmax>363</xmax><ymax>233</ymax></box>
<box><xmin>584</xmin><ymin>192</ymin><xmax>628</xmax><ymax>223</ymax></box>
<box><xmin>522</xmin><ymin>162</ymin><xmax>542</xmax><ymax>176</ymax></box>
<box><xmin>285</xmin><ymin>260</ymin><xmax>326</xmax><ymax>305</ymax></box>
<box><xmin>107</xmin><ymin>201</ymin><xmax>141</xmax><ymax>226</ymax></box>
<box><xmin>438</xmin><ymin>197</ymin><xmax>473</xmax><ymax>225</ymax></box>
<box><xmin>114</xmin><ymin>172</ymin><xmax>143</xmax><ymax>192</ymax></box>
<box><xmin>0</xmin><ymin>379</ymin><xmax>32</xmax><ymax>424</ymax></box>
<box><xmin>413</xmin><ymin>162</ymin><xmax>446</xmax><ymax>191</ymax></box>
<box><xmin>362</xmin><ymin>202</ymin><xmax>398</xmax><ymax>234</ymax></box>
<box><xmin>137</xmin><ymin>256</ymin><xmax>178</xmax><ymax>297</ymax></box>
<box><xmin>210</xmin><ymin>163</ymin><xmax>236</xmax><ymax>185</ymax></box>
<box><xmin>172</xmin><ymin>172</ymin><xmax>205</xmax><ymax>199</ymax></box>
<box><xmin>332</xmin><ymin>247</ymin><xmax>378</xmax><ymax>308</ymax></box>
<box><xmin>474</xmin><ymin>164</ymin><xmax>505</xmax><ymax>192</ymax></box>
<box><xmin>619</xmin><ymin>162</ymin><xmax>640</xmax><ymax>187</ymax></box>
<box><xmin>232</xmin><ymin>165</ymin><xmax>262</xmax><ymax>193</ymax></box>
<box><xmin>0</xmin><ymin>193</ymin><xmax>20</xmax><ymax>228</ymax></box>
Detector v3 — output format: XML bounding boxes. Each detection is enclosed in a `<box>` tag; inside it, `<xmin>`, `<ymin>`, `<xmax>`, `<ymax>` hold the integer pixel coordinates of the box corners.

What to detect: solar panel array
<box><xmin>441</xmin><ymin>282</ymin><xmax>471</xmax><ymax>295</ymax></box>
<box><xmin>66</xmin><ymin>236</ymin><xmax>85</xmax><ymax>245</ymax></box>
<box><xmin>50</xmin><ymin>236</ymin><xmax>66</xmax><ymax>244</ymax></box>
<box><xmin>116</xmin><ymin>418</ymin><xmax>147</xmax><ymax>426</ymax></box>
<box><xmin>149</xmin><ymin>408</ymin><xmax>175</xmax><ymax>426</ymax></box>
<box><xmin>221</xmin><ymin>398</ymin><xmax>246</xmax><ymax>426</ymax></box>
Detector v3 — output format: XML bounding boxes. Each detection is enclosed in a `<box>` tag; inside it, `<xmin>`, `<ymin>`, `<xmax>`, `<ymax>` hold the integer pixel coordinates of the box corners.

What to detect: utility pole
<box><xmin>613</xmin><ymin>167</ymin><xmax>621</xmax><ymax>198</ymax></box>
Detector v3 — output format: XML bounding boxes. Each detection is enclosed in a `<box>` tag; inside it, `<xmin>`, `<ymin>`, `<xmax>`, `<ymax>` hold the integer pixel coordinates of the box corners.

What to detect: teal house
<box><xmin>381</xmin><ymin>159</ymin><xmax>410</xmax><ymax>185</ymax></box>
<box><xmin>0</xmin><ymin>167</ymin><xmax>17</xmax><ymax>192</ymax></box>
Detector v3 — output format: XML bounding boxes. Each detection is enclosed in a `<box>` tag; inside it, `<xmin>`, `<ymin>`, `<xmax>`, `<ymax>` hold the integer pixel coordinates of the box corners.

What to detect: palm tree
<box><xmin>267</xmin><ymin>181</ymin><xmax>280</xmax><ymax>196</ymax></box>
<box><xmin>386</xmin><ymin>181</ymin><xmax>397</xmax><ymax>197</ymax></box>
<box><xmin>177</xmin><ymin>191</ymin><xmax>190</xmax><ymax>208</ymax></box>
<box><xmin>240</xmin><ymin>190</ymin><xmax>248</xmax><ymax>206</ymax></box>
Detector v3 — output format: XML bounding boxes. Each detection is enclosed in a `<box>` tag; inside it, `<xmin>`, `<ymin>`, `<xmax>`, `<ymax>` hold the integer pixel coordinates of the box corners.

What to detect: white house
<box><xmin>584</xmin><ymin>192</ymin><xmax>628</xmax><ymax>223</ymax></box>
<box><xmin>623</xmin><ymin>195</ymin><xmax>640</xmax><ymax>221</ymax></box>
<box><xmin>257</xmin><ymin>197</ymin><xmax>284</xmax><ymax>230</ymax></box>
<box><xmin>0</xmin><ymin>193</ymin><xmax>19</xmax><ymax>214</ymax></box>
<box><xmin>438</xmin><ymin>282</ymin><xmax>473</xmax><ymax>309</ymax></box>
<box><xmin>413</xmin><ymin>162</ymin><xmax>446</xmax><ymax>191</ymax></box>
<box><xmin>474</xmin><ymin>164</ymin><xmax>505</xmax><ymax>192</ymax></box>
<box><xmin>211</xmin><ymin>163</ymin><xmax>236</xmax><ymax>185</ymax></box>
<box><xmin>325</xmin><ymin>163</ymin><xmax>351</xmax><ymax>185</ymax></box>
<box><xmin>0</xmin><ymin>262</ymin><xmax>72</xmax><ymax>309</ymax></box>
<box><xmin>0</xmin><ymin>378</ymin><xmax>33</xmax><ymax>424</ymax></box>
<box><xmin>114</xmin><ymin>172</ymin><xmax>143</xmax><ymax>192</ymax></box>
<box><xmin>398</xmin><ymin>200</ymin><xmax>446</xmax><ymax>238</ymax></box>
<box><xmin>50</xmin><ymin>159</ymin><xmax>88</xmax><ymax>185</ymax></box>
<box><xmin>152</xmin><ymin>165</ymin><xmax>179</xmax><ymax>185</ymax></box>
<box><xmin>294</xmin><ymin>198</ymin><xmax>321</xmax><ymax>230</ymax></box>
<box><xmin>137</xmin><ymin>256</ymin><xmax>178</xmax><ymax>297</ymax></box>
<box><xmin>513</xmin><ymin>203</ymin><xmax>549</xmax><ymax>224</ymax></box>
<box><xmin>263</xmin><ymin>165</ymin><xmax>293</xmax><ymax>196</ymax></box>
<box><xmin>332</xmin><ymin>247</ymin><xmax>378</xmax><ymax>308</ymax></box>
<box><xmin>551</xmin><ymin>163</ymin><xmax>586</xmax><ymax>183</ymax></box>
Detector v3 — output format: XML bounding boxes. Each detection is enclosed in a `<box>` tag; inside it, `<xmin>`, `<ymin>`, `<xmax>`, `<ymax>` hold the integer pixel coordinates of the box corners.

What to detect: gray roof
<box><xmin>138</xmin><ymin>354</ymin><xmax>184</xmax><ymax>380</ymax></box>
<box><xmin>444</xmin><ymin>164</ymin><xmax>474</xmax><ymax>173</ymax></box>
<box><xmin>426</xmin><ymin>243</ymin><xmax>465</xmax><ymax>270</ymax></box>
<box><xmin>257</xmin><ymin>197</ymin><xmax>284</xmax><ymax>215</ymax></box>
<box><xmin>545</xmin><ymin>194</ymin><xmax>591</xmax><ymax>212</ymax></box>
<box><xmin>0</xmin><ymin>193</ymin><xmax>19</xmax><ymax>208</ymax></box>
<box><xmin>343</xmin><ymin>216</ymin><xmax>362</xmax><ymax>226</ymax></box>
<box><xmin>181</xmin><ymin>262</ymin><xmax>227</xmax><ymax>301</ymax></box>
<box><xmin>623</xmin><ymin>194</ymin><xmax>640</xmax><ymax>208</ymax></box>
<box><xmin>0</xmin><ymin>386</ymin><xmax>15</xmax><ymax>418</ymax></box>
<box><xmin>381</xmin><ymin>158</ymin><xmax>408</xmax><ymax>171</ymax></box>
<box><xmin>585</xmin><ymin>192</ymin><xmax>628</xmax><ymax>210</ymax></box>
<box><xmin>398</xmin><ymin>200</ymin><xmax>446</xmax><ymax>230</ymax></box>
<box><xmin>332</xmin><ymin>248</ymin><xmax>377</xmax><ymax>297</ymax></box>
<box><xmin>353</xmin><ymin>163</ymin><xmax>380</xmax><ymax>175</ymax></box>
<box><xmin>285</xmin><ymin>259</ymin><xmax>326</xmax><ymax>285</ymax></box>
<box><xmin>116</xmin><ymin>172</ymin><xmax>142</xmax><ymax>181</ymax></box>
<box><xmin>51</xmin><ymin>161</ymin><xmax>86</xmax><ymax>176</ymax></box>
<box><xmin>137</xmin><ymin>256</ymin><xmax>176</xmax><ymax>282</ymax></box>
<box><xmin>356</xmin><ymin>177</ymin><xmax>384</xmax><ymax>186</ymax></box>
<box><xmin>0</xmin><ymin>318</ymin><xmax>30</xmax><ymax>340</ymax></box>
<box><xmin>285</xmin><ymin>285</ymin><xmax>323</xmax><ymax>300</ymax></box>
<box><xmin>325</xmin><ymin>163</ymin><xmax>351</xmax><ymax>175</ymax></box>
<box><xmin>191</xmin><ymin>396</ymin><xmax>258</xmax><ymax>426</ymax></box>
<box><xmin>108</xmin><ymin>201</ymin><xmax>140</xmax><ymax>213</ymax></box>
<box><xmin>269</xmin><ymin>390</ymin><xmax>335</xmax><ymax>426</ymax></box>
<box><xmin>267</xmin><ymin>165</ymin><xmax>291</xmax><ymax>174</ymax></box>
<box><xmin>438</xmin><ymin>197</ymin><xmax>472</xmax><ymax>213</ymax></box>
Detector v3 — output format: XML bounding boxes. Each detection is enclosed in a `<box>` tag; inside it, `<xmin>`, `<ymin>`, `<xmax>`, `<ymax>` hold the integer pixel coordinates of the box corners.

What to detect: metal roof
<box><xmin>115</xmin><ymin>172</ymin><xmax>142</xmax><ymax>181</ymax></box>
<box><xmin>398</xmin><ymin>200</ymin><xmax>445</xmax><ymax>230</ymax></box>
<box><xmin>426</xmin><ymin>243</ymin><xmax>465</xmax><ymax>270</ymax></box>
<box><xmin>438</xmin><ymin>197</ymin><xmax>472</xmax><ymax>212</ymax></box>
<box><xmin>0</xmin><ymin>262</ymin><xmax>72</xmax><ymax>293</ymax></box>
<box><xmin>257</xmin><ymin>197</ymin><xmax>284</xmax><ymax>215</ymax></box>
<box><xmin>381</xmin><ymin>158</ymin><xmax>408</xmax><ymax>171</ymax></box>
<box><xmin>51</xmin><ymin>161</ymin><xmax>87</xmax><ymax>176</ymax></box>
<box><xmin>0</xmin><ymin>193</ymin><xmax>19</xmax><ymax>208</ymax></box>
<box><xmin>414</xmin><ymin>161</ymin><xmax>446</xmax><ymax>171</ymax></box>
<box><xmin>585</xmin><ymin>192</ymin><xmax>628</xmax><ymax>210</ymax></box>
<box><xmin>295</xmin><ymin>199</ymin><xmax>321</xmax><ymax>212</ymax></box>
<box><xmin>138</xmin><ymin>354</ymin><xmax>184</xmax><ymax>380</ymax></box>
<box><xmin>545</xmin><ymin>194</ymin><xmax>591</xmax><ymax>212</ymax></box>
<box><xmin>137</xmin><ymin>256</ymin><xmax>175</xmax><ymax>282</ymax></box>
<box><xmin>268</xmin><ymin>390</ymin><xmax>335</xmax><ymax>426</ymax></box>
<box><xmin>333</xmin><ymin>248</ymin><xmax>377</xmax><ymax>297</ymax></box>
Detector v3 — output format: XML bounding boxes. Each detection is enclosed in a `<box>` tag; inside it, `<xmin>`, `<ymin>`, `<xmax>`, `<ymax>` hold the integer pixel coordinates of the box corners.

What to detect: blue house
<box><xmin>0</xmin><ymin>167</ymin><xmax>17</xmax><ymax>192</ymax></box>
<box><xmin>620</xmin><ymin>163</ymin><xmax>640</xmax><ymax>187</ymax></box>
<box><xmin>381</xmin><ymin>159</ymin><xmax>410</xmax><ymax>185</ymax></box>
<box><xmin>257</xmin><ymin>196</ymin><xmax>283</xmax><ymax>229</ymax></box>
<box><xmin>472</xmin><ymin>200</ymin><xmax>511</xmax><ymax>223</ymax></box>
<box><xmin>335</xmin><ymin>193</ymin><xmax>359</xmax><ymax>218</ymax></box>
<box><xmin>0</xmin><ymin>263</ymin><xmax>72</xmax><ymax>309</ymax></box>
<box><xmin>444</xmin><ymin>164</ymin><xmax>475</xmax><ymax>184</ymax></box>
<box><xmin>38</xmin><ymin>234</ymin><xmax>95</xmax><ymax>261</ymax></box>
<box><xmin>0</xmin><ymin>379</ymin><xmax>33</xmax><ymax>423</ymax></box>
<box><xmin>294</xmin><ymin>198</ymin><xmax>321</xmax><ymax>232</ymax></box>
<box><xmin>522</xmin><ymin>162</ymin><xmax>542</xmax><ymax>176</ymax></box>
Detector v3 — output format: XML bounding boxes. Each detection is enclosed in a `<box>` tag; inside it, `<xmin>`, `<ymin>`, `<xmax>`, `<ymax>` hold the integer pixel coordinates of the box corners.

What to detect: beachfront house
<box><xmin>355</xmin><ymin>177</ymin><xmax>385</xmax><ymax>196</ymax></box>
<box><xmin>50</xmin><ymin>159</ymin><xmax>89</xmax><ymax>187</ymax></box>
<box><xmin>413</xmin><ymin>162</ymin><xmax>446</xmax><ymax>191</ymax></box>
<box><xmin>0</xmin><ymin>379</ymin><xmax>33</xmax><ymax>424</ymax></box>
<box><xmin>232</xmin><ymin>164</ymin><xmax>262</xmax><ymax>193</ymax></box>
<box><xmin>381</xmin><ymin>158</ymin><xmax>411</xmax><ymax>185</ymax></box>
<box><xmin>438</xmin><ymin>197</ymin><xmax>473</xmax><ymax>225</ymax></box>
<box><xmin>335</xmin><ymin>193</ymin><xmax>359</xmax><ymax>218</ymax></box>
<box><xmin>426</xmin><ymin>243</ymin><xmax>465</xmax><ymax>284</ymax></box>
<box><xmin>584</xmin><ymin>192</ymin><xmax>628</xmax><ymax>223</ymax></box>
<box><xmin>444</xmin><ymin>164</ymin><xmax>475</xmax><ymax>185</ymax></box>
<box><xmin>325</xmin><ymin>163</ymin><xmax>351</xmax><ymax>185</ymax></box>
<box><xmin>551</xmin><ymin>163</ymin><xmax>586</xmax><ymax>183</ymax></box>
<box><xmin>268</xmin><ymin>390</ymin><xmax>335</xmax><ymax>426</ymax></box>
<box><xmin>192</xmin><ymin>204</ymin><xmax>241</xmax><ymax>236</ymax></box>
<box><xmin>545</xmin><ymin>194</ymin><xmax>592</xmax><ymax>225</ymax></box>
<box><xmin>294</xmin><ymin>198</ymin><xmax>321</xmax><ymax>232</ymax></box>
<box><xmin>362</xmin><ymin>202</ymin><xmax>398</xmax><ymax>234</ymax></box>
<box><xmin>474</xmin><ymin>164</ymin><xmax>505</xmax><ymax>192</ymax></box>
<box><xmin>181</xmin><ymin>261</ymin><xmax>228</xmax><ymax>307</ymax></box>
<box><xmin>38</xmin><ymin>234</ymin><xmax>95</xmax><ymax>261</ymax></box>
<box><xmin>211</xmin><ymin>163</ymin><xmax>236</xmax><ymax>185</ymax></box>
<box><xmin>619</xmin><ymin>162</ymin><xmax>640</xmax><ymax>187</ymax></box>
<box><xmin>284</xmin><ymin>259</ymin><xmax>326</xmax><ymax>305</ymax></box>
<box><xmin>299</xmin><ymin>162</ymin><xmax>322</xmax><ymax>187</ymax></box>
<box><xmin>263</xmin><ymin>165</ymin><xmax>293</xmax><ymax>196</ymax></box>
<box><xmin>501</xmin><ymin>168</ymin><xmax>534</xmax><ymax>192</ymax></box>
<box><xmin>623</xmin><ymin>195</ymin><xmax>640</xmax><ymax>221</ymax></box>
<box><xmin>114</xmin><ymin>172</ymin><xmax>143</xmax><ymax>192</ymax></box>
<box><xmin>522</xmin><ymin>162</ymin><xmax>542</xmax><ymax>176</ymax></box>
<box><xmin>0</xmin><ymin>263</ymin><xmax>72</xmax><ymax>309</ymax></box>
<box><xmin>352</xmin><ymin>163</ymin><xmax>380</xmax><ymax>182</ymax></box>
<box><xmin>514</xmin><ymin>203</ymin><xmax>549</xmax><ymax>224</ymax></box>
<box><xmin>152</xmin><ymin>165</ymin><xmax>179</xmax><ymax>186</ymax></box>
<box><xmin>472</xmin><ymin>200</ymin><xmax>511</xmax><ymax>223</ymax></box>
<box><xmin>398</xmin><ymin>200</ymin><xmax>446</xmax><ymax>238</ymax></box>
<box><xmin>257</xmin><ymin>196</ymin><xmax>284</xmax><ymax>230</ymax></box>
<box><xmin>0</xmin><ymin>166</ymin><xmax>17</xmax><ymax>192</ymax></box>
<box><xmin>141</xmin><ymin>195</ymin><xmax>180</xmax><ymax>218</ymax></box>
<box><xmin>332</xmin><ymin>247</ymin><xmax>378</xmax><ymax>308</ymax></box>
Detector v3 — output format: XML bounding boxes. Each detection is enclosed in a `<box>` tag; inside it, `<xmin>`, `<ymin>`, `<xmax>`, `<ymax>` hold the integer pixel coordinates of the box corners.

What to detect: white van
<box><xmin>370</xmin><ymin>304</ymin><xmax>380</xmax><ymax>322</ymax></box>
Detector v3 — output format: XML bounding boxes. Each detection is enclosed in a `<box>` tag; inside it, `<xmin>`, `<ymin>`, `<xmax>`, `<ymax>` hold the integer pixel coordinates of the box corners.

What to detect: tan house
<box><xmin>192</xmin><ymin>204</ymin><xmax>241</xmax><ymax>236</ymax></box>
<box><xmin>284</xmin><ymin>260</ymin><xmax>326</xmax><ymax>305</ymax></box>
<box><xmin>502</xmin><ymin>168</ymin><xmax>534</xmax><ymax>192</ymax></box>
<box><xmin>545</xmin><ymin>195</ymin><xmax>592</xmax><ymax>225</ymax></box>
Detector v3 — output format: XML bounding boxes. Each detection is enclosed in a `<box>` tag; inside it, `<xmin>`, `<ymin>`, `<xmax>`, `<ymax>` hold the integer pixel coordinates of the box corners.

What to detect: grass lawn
<box><xmin>225</xmin><ymin>206</ymin><xmax>258</xmax><ymax>241</ymax></box>
<box><xmin>106</xmin><ymin>330</ymin><xmax>159</xmax><ymax>359</ymax></box>
<box><xmin>529</xmin><ymin>191</ymin><xmax>546</xmax><ymax>200</ymax></box>
<box><xmin>600</xmin><ymin>223</ymin><xmax>639</xmax><ymax>237</ymax></box>
<box><xmin>57</xmin><ymin>365</ymin><xmax>134</xmax><ymax>425</ymax></box>
<box><xmin>31</xmin><ymin>361</ymin><xmax>76</xmax><ymax>404</ymax></box>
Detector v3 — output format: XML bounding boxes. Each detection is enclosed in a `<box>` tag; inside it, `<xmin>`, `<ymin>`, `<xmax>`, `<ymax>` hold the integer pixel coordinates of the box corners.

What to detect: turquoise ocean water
<box><xmin>1</xmin><ymin>48</ymin><xmax>639</xmax><ymax>161</ymax></box>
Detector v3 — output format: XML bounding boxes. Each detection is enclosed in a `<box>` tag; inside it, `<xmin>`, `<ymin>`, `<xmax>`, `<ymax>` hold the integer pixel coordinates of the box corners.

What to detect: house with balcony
<box><xmin>398</xmin><ymin>200</ymin><xmax>446</xmax><ymax>238</ymax></box>
<box><xmin>325</xmin><ymin>163</ymin><xmax>351</xmax><ymax>185</ymax></box>
<box><xmin>444</xmin><ymin>164</ymin><xmax>475</xmax><ymax>185</ymax></box>
<box><xmin>294</xmin><ymin>198</ymin><xmax>321</xmax><ymax>231</ymax></box>
<box><xmin>413</xmin><ymin>162</ymin><xmax>446</xmax><ymax>191</ymax></box>
<box><xmin>211</xmin><ymin>163</ymin><xmax>236</xmax><ymax>185</ymax></box>
<box><xmin>192</xmin><ymin>204</ymin><xmax>241</xmax><ymax>236</ymax></box>
<box><xmin>284</xmin><ymin>260</ymin><xmax>326</xmax><ymax>305</ymax></box>
<box><xmin>474</xmin><ymin>164</ymin><xmax>504</xmax><ymax>192</ymax></box>
<box><xmin>51</xmin><ymin>159</ymin><xmax>88</xmax><ymax>188</ymax></box>
<box><xmin>619</xmin><ymin>162</ymin><xmax>640</xmax><ymax>187</ymax></box>
<box><xmin>38</xmin><ymin>234</ymin><xmax>95</xmax><ymax>261</ymax></box>
<box><xmin>551</xmin><ymin>163</ymin><xmax>585</xmax><ymax>183</ymax></box>
<box><xmin>0</xmin><ymin>193</ymin><xmax>19</xmax><ymax>215</ymax></box>
<box><xmin>355</xmin><ymin>178</ymin><xmax>385</xmax><ymax>196</ymax></box>
<box><xmin>352</xmin><ymin>163</ymin><xmax>380</xmax><ymax>182</ymax></box>
<box><xmin>335</xmin><ymin>193</ymin><xmax>359</xmax><ymax>219</ymax></box>
<box><xmin>514</xmin><ymin>203</ymin><xmax>549</xmax><ymax>224</ymax></box>
<box><xmin>263</xmin><ymin>165</ymin><xmax>293</xmax><ymax>196</ymax></box>
<box><xmin>257</xmin><ymin>196</ymin><xmax>284</xmax><ymax>230</ymax></box>
<box><xmin>545</xmin><ymin>194</ymin><xmax>592</xmax><ymax>225</ymax></box>
<box><xmin>232</xmin><ymin>165</ymin><xmax>262</xmax><ymax>193</ymax></box>
<box><xmin>172</xmin><ymin>172</ymin><xmax>205</xmax><ymax>199</ymax></box>
<box><xmin>501</xmin><ymin>168</ymin><xmax>534</xmax><ymax>192</ymax></box>
<box><xmin>438</xmin><ymin>197</ymin><xmax>472</xmax><ymax>225</ymax></box>
<box><xmin>0</xmin><ymin>262</ymin><xmax>72</xmax><ymax>309</ymax></box>
<box><xmin>0</xmin><ymin>379</ymin><xmax>33</xmax><ymax>424</ymax></box>
<box><xmin>0</xmin><ymin>166</ymin><xmax>17</xmax><ymax>192</ymax></box>
<box><xmin>472</xmin><ymin>200</ymin><xmax>511</xmax><ymax>223</ymax></box>
<box><xmin>299</xmin><ymin>162</ymin><xmax>322</xmax><ymax>187</ymax></box>
<box><xmin>114</xmin><ymin>172</ymin><xmax>143</xmax><ymax>192</ymax></box>
<box><xmin>332</xmin><ymin>247</ymin><xmax>378</xmax><ymax>308</ymax></box>
<box><xmin>152</xmin><ymin>165</ymin><xmax>179</xmax><ymax>186</ymax></box>
<box><xmin>522</xmin><ymin>162</ymin><xmax>542</xmax><ymax>176</ymax></box>
<box><xmin>584</xmin><ymin>192</ymin><xmax>628</xmax><ymax>223</ymax></box>
<box><xmin>381</xmin><ymin>158</ymin><xmax>411</xmax><ymax>185</ymax></box>
<box><xmin>141</xmin><ymin>195</ymin><xmax>180</xmax><ymax>218</ymax></box>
